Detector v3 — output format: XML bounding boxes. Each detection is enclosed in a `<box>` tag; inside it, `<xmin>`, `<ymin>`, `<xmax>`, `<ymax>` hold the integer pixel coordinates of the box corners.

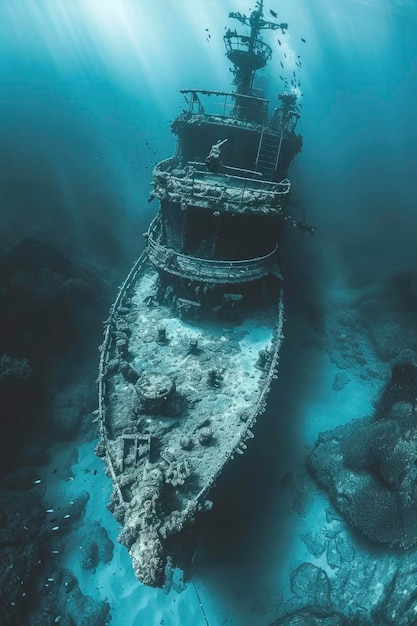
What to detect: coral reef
<box><xmin>308</xmin><ymin>363</ymin><xmax>417</xmax><ymax>548</ymax></box>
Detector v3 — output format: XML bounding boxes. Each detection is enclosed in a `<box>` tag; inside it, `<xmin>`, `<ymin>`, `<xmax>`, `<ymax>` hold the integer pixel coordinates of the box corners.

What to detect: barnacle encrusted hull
<box><xmin>96</xmin><ymin>254</ymin><xmax>284</xmax><ymax>586</ymax></box>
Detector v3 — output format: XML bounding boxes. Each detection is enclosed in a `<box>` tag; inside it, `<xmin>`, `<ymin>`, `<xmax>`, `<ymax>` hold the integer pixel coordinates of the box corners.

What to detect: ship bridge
<box><xmin>172</xmin><ymin>90</ymin><xmax>302</xmax><ymax>183</ymax></box>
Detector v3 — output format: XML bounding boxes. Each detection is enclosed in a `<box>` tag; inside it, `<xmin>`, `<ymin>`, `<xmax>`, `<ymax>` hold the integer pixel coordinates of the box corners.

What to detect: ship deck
<box><xmin>98</xmin><ymin>256</ymin><xmax>284</xmax><ymax>583</ymax></box>
<box><xmin>104</xmin><ymin>260</ymin><xmax>282</xmax><ymax>479</ymax></box>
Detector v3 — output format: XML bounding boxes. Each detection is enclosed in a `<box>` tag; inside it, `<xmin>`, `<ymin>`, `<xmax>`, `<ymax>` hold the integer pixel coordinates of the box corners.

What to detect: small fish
<box><xmin>270</xmin><ymin>9</ymin><xmax>278</xmax><ymax>18</ymax></box>
<box><xmin>51</xmin><ymin>526</ymin><xmax>59</xmax><ymax>531</ymax></box>
<box><xmin>301</xmin><ymin>37</ymin><xmax>306</xmax><ymax>43</ymax></box>
<box><xmin>280</xmin><ymin>61</ymin><xmax>284</xmax><ymax>69</ymax></box>
<box><xmin>279</xmin><ymin>75</ymin><xmax>284</xmax><ymax>80</ymax></box>
<box><xmin>93</xmin><ymin>469</ymin><xmax>97</xmax><ymax>476</ymax></box>
<box><xmin>293</xmin><ymin>71</ymin><xmax>296</xmax><ymax>77</ymax></box>
<box><xmin>284</xmin><ymin>53</ymin><xmax>287</xmax><ymax>58</ymax></box>
<box><xmin>277</xmin><ymin>38</ymin><xmax>281</xmax><ymax>46</ymax></box>
<box><xmin>33</xmin><ymin>479</ymin><xmax>42</xmax><ymax>484</ymax></box>
<box><xmin>53</xmin><ymin>469</ymin><xmax>57</xmax><ymax>474</ymax></box>
<box><xmin>205</xmin><ymin>28</ymin><xmax>209</xmax><ymax>31</ymax></box>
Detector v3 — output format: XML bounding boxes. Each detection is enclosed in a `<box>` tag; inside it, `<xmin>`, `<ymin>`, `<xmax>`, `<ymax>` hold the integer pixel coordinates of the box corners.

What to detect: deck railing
<box><xmin>224</xmin><ymin>34</ymin><xmax>273</xmax><ymax>65</ymax></box>
<box><xmin>153</xmin><ymin>163</ymin><xmax>290</xmax><ymax>214</ymax></box>
<box><xmin>146</xmin><ymin>218</ymin><xmax>278</xmax><ymax>284</ymax></box>
<box><xmin>180</xmin><ymin>89</ymin><xmax>269</xmax><ymax>124</ymax></box>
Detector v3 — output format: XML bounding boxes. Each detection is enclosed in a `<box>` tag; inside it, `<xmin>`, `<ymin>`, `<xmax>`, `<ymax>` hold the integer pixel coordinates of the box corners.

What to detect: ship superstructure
<box><xmin>96</xmin><ymin>0</ymin><xmax>307</xmax><ymax>587</ymax></box>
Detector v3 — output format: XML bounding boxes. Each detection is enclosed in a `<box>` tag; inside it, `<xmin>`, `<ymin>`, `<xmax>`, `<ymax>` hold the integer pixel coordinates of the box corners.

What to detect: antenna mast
<box><xmin>224</xmin><ymin>0</ymin><xmax>288</xmax><ymax>96</ymax></box>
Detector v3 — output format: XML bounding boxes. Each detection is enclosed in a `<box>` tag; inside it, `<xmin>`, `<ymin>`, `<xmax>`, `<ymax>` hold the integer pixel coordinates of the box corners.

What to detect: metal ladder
<box><xmin>255</xmin><ymin>129</ymin><xmax>281</xmax><ymax>180</ymax></box>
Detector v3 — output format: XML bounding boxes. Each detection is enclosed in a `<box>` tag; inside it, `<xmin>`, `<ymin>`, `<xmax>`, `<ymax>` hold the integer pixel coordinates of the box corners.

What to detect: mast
<box><xmin>224</xmin><ymin>0</ymin><xmax>288</xmax><ymax>98</ymax></box>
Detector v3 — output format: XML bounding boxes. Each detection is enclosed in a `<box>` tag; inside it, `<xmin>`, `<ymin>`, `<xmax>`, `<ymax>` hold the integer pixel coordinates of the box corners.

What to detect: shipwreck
<box><xmin>95</xmin><ymin>0</ymin><xmax>310</xmax><ymax>587</ymax></box>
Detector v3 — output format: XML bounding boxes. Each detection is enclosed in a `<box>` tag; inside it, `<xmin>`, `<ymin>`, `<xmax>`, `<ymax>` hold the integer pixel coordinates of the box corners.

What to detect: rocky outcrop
<box><xmin>26</xmin><ymin>568</ymin><xmax>110</xmax><ymax>626</ymax></box>
<box><xmin>0</xmin><ymin>488</ymin><xmax>45</xmax><ymax>624</ymax></box>
<box><xmin>0</xmin><ymin>479</ymin><xmax>96</xmax><ymax>624</ymax></box>
<box><xmin>272</xmin><ymin>610</ymin><xmax>345</xmax><ymax>626</ymax></box>
<box><xmin>308</xmin><ymin>400</ymin><xmax>417</xmax><ymax>549</ymax></box>
<box><xmin>77</xmin><ymin>520</ymin><xmax>114</xmax><ymax>570</ymax></box>
<box><xmin>0</xmin><ymin>238</ymin><xmax>108</xmax><ymax>475</ymax></box>
<box><xmin>308</xmin><ymin>357</ymin><xmax>417</xmax><ymax>550</ymax></box>
<box><xmin>290</xmin><ymin>563</ymin><xmax>332</xmax><ymax>612</ymax></box>
<box><xmin>48</xmin><ymin>380</ymin><xmax>96</xmax><ymax>439</ymax></box>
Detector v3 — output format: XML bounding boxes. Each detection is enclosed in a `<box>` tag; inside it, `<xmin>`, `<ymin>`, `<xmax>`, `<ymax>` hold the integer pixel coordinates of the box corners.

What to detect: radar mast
<box><xmin>224</xmin><ymin>0</ymin><xmax>288</xmax><ymax>96</ymax></box>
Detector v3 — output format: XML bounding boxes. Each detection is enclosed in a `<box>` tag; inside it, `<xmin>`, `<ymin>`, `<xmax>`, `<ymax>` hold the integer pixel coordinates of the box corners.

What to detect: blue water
<box><xmin>1</xmin><ymin>0</ymin><xmax>417</xmax><ymax>624</ymax></box>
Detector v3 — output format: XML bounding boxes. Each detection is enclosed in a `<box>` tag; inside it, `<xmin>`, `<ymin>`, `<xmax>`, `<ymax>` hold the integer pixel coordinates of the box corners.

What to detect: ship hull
<box><xmin>93</xmin><ymin>0</ymin><xmax>308</xmax><ymax>589</ymax></box>
<box><xmin>96</xmin><ymin>252</ymin><xmax>284</xmax><ymax>586</ymax></box>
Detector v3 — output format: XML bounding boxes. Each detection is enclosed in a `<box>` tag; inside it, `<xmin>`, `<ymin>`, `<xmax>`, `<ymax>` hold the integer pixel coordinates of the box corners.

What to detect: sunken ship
<box><xmin>96</xmin><ymin>1</ymin><xmax>308</xmax><ymax>587</ymax></box>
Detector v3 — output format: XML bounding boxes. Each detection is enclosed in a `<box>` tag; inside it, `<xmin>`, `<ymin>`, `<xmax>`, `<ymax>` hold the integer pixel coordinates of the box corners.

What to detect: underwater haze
<box><xmin>1</xmin><ymin>0</ymin><xmax>416</xmax><ymax>277</ymax></box>
<box><xmin>1</xmin><ymin>0</ymin><xmax>417</xmax><ymax>624</ymax></box>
